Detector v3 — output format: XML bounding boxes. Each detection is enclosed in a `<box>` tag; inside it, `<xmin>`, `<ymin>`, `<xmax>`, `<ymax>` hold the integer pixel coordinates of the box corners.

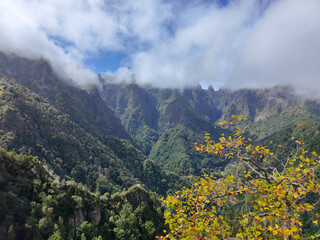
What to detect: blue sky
<box><xmin>0</xmin><ymin>0</ymin><xmax>319</xmax><ymax>94</ymax></box>
<box><xmin>84</xmin><ymin>52</ymin><xmax>127</xmax><ymax>73</ymax></box>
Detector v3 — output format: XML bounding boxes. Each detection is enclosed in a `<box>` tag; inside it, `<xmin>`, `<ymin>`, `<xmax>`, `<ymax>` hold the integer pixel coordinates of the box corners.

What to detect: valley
<box><xmin>0</xmin><ymin>52</ymin><xmax>319</xmax><ymax>239</ymax></box>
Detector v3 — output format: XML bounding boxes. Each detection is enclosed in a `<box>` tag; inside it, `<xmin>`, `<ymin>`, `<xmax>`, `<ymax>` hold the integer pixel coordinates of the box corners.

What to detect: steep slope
<box><xmin>212</xmin><ymin>87</ymin><xmax>319</xmax><ymax>140</ymax></box>
<box><xmin>262</xmin><ymin>119</ymin><xmax>320</xmax><ymax>158</ymax></box>
<box><xmin>102</xmin><ymin>80</ymin><xmax>319</xmax><ymax>142</ymax></box>
<box><xmin>149</xmin><ymin>125</ymin><xmax>227</xmax><ymax>175</ymax></box>
<box><xmin>100</xmin><ymin>81</ymin><xmax>159</xmax><ymax>154</ymax></box>
<box><xmin>182</xmin><ymin>85</ymin><xmax>320</xmax><ymax>140</ymax></box>
<box><xmin>1</xmin><ymin>51</ymin><xmax>319</xmax><ymax>189</ymax></box>
<box><xmin>100</xmin><ymin>80</ymin><xmax>320</xmax><ymax>176</ymax></box>
<box><xmin>0</xmin><ymin>72</ymin><xmax>177</xmax><ymax>195</ymax></box>
<box><xmin>100</xmin><ymin>80</ymin><xmax>230</xmax><ymax>175</ymax></box>
<box><xmin>148</xmin><ymin>91</ymin><xmax>228</xmax><ymax>175</ymax></box>
<box><xmin>0</xmin><ymin>147</ymin><xmax>165</xmax><ymax>240</ymax></box>
<box><xmin>181</xmin><ymin>85</ymin><xmax>222</xmax><ymax>123</ymax></box>
<box><xmin>0</xmin><ymin>52</ymin><xmax>129</xmax><ymax>140</ymax></box>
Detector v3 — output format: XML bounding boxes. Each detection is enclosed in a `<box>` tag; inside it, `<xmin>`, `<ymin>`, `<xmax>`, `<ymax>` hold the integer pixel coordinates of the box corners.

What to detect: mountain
<box><xmin>0</xmin><ymin>53</ymin><xmax>184</xmax><ymax>195</ymax></box>
<box><xmin>181</xmin><ymin>85</ymin><xmax>320</xmax><ymax>141</ymax></box>
<box><xmin>99</xmin><ymin>81</ymin><xmax>231</xmax><ymax>176</ymax></box>
<box><xmin>0</xmin><ymin>52</ymin><xmax>320</xmax><ymax>239</ymax></box>
<box><xmin>209</xmin><ymin>87</ymin><xmax>320</xmax><ymax>140</ymax></box>
<box><xmin>262</xmin><ymin>119</ymin><xmax>320</xmax><ymax>161</ymax></box>
<box><xmin>0</xmin><ymin>52</ymin><xmax>129</xmax><ymax>140</ymax></box>
<box><xmin>1</xmin><ymin>52</ymin><xmax>318</xmax><ymax>185</ymax></box>
<box><xmin>99</xmin><ymin>78</ymin><xmax>320</xmax><ymax>175</ymax></box>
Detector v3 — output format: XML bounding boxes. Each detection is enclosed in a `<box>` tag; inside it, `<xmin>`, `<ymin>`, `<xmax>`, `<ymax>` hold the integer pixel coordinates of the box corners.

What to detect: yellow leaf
<box><xmin>283</xmin><ymin>229</ymin><xmax>291</xmax><ymax>236</ymax></box>
<box><xmin>313</xmin><ymin>220</ymin><xmax>318</xmax><ymax>225</ymax></box>
<box><xmin>292</xmin><ymin>225</ymin><xmax>298</xmax><ymax>232</ymax></box>
<box><xmin>236</xmin><ymin>233</ymin><xmax>244</xmax><ymax>238</ymax></box>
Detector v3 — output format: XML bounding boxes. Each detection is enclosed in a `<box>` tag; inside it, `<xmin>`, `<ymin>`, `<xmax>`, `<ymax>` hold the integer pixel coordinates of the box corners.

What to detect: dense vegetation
<box><xmin>0</xmin><ymin>52</ymin><xmax>320</xmax><ymax>239</ymax></box>
<box><xmin>100</xmin><ymin>80</ymin><xmax>320</xmax><ymax>177</ymax></box>
<box><xmin>0</xmin><ymin>72</ymin><xmax>184</xmax><ymax>196</ymax></box>
<box><xmin>0</xmin><ymin>147</ymin><xmax>166</xmax><ymax>240</ymax></box>
<box><xmin>161</xmin><ymin>117</ymin><xmax>320</xmax><ymax>239</ymax></box>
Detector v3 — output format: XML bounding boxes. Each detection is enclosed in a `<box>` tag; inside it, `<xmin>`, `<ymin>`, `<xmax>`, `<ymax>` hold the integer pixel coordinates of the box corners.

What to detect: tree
<box><xmin>7</xmin><ymin>225</ymin><xmax>16</xmax><ymax>240</ymax></box>
<box><xmin>159</xmin><ymin>116</ymin><xmax>320</xmax><ymax>239</ymax></box>
<box><xmin>111</xmin><ymin>203</ymin><xmax>139</xmax><ymax>240</ymax></box>
<box><xmin>48</xmin><ymin>230</ymin><xmax>63</xmax><ymax>240</ymax></box>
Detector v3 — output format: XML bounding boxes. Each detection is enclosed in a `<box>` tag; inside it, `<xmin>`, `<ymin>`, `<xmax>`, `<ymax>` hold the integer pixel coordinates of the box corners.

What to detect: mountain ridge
<box><xmin>99</xmin><ymin>77</ymin><xmax>320</xmax><ymax>175</ymax></box>
<box><xmin>1</xmin><ymin>51</ymin><xmax>319</xmax><ymax>182</ymax></box>
<box><xmin>0</xmin><ymin>52</ymin><xmax>129</xmax><ymax>140</ymax></box>
<box><xmin>0</xmin><ymin>53</ymin><xmax>183</xmax><ymax>196</ymax></box>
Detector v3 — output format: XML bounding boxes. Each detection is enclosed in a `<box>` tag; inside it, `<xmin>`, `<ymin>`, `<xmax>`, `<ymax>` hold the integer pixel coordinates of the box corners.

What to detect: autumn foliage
<box><xmin>159</xmin><ymin>116</ymin><xmax>320</xmax><ymax>239</ymax></box>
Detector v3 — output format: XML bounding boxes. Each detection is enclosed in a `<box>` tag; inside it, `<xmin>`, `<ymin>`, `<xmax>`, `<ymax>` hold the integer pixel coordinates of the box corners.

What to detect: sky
<box><xmin>0</xmin><ymin>0</ymin><xmax>319</xmax><ymax>94</ymax></box>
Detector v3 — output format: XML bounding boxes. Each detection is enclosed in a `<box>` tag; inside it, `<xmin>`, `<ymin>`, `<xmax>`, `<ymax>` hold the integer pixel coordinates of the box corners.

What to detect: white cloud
<box><xmin>102</xmin><ymin>67</ymin><xmax>134</xmax><ymax>84</ymax></box>
<box><xmin>230</xmin><ymin>0</ymin><xmax>320</xmax><ymax>96</ymax></box>
<box><xmin>126</xmin><ymin>0</ymin><xmax>320</xmax><ymax>95</ymax></box>
<box><xmin>113</xmin><ymin>0</ymin><xmax>172</xmax><ymax>44</ymax></box>
<box><xmin>130</xmin><ymin>1</ymin><xmax>256</xmax><ymax>88</ymax></box>
<box><xmin>31</xmin><ymin>0</ymin><xmax>121</xmax><ymax>53</ymax></box>
<box><xmin>0</xmin><ymin>0</ymin><xmax>171</xmax><ymax>85</ymax></box>
<box><xmin>0</xmin><ymin>0</ymin><xmax>107</xmax><ymax>85</ymax></box>
<box><xmin>0</xmin><ymin>0</ymin><xmax>319</xmax><ymax>94</ymax></box>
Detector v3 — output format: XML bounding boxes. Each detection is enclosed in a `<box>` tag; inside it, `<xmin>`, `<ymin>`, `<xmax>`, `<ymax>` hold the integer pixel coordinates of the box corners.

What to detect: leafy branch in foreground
<box><xmin>159</xmin><ymin>116</ymin><xmax>320</xmax><ymax>239</ymax></box>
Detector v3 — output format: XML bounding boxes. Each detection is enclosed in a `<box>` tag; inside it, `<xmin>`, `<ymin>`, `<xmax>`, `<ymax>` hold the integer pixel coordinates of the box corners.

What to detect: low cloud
<box><xmin>0</xmin><ymin>0</ymin><xmax>103</xmax><ymax>85</ymax></box>
<box><xmin>0</xmin><ymin>0</ymin><xmax>319</xmax><ymax>94</ymax></box>
<box><xmin>0</xmin><ymin>0</ymin><xmax>171</xmax><ymax>86</ymax></box>
<box><xmin>129</xmin><ymin>0</ymin><xmax>256</xmax><ymax>88</ymax></box>
<box><xmin>127</xmin><ymin>0</ymin><xmax>320</xmax><ymax>95</ymax></box>
<box><xmin>229</xmin><ymin>0</ymin><xmax>320</xmax><ymax>95</ymax></box>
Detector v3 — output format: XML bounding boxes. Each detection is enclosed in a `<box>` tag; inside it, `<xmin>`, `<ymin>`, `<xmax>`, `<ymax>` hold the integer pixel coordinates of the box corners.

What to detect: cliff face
<box><xmin>100</xmin><ymin>80</ymin><xmax>316</xmax><ymax>142</ymax></box>
<box><xmin>1</xmin><ymin>51</ymin><xmax>319</xmax><ymax>181</ymax></box>
<box><xmin>0</xmin><ymin>148</ymin><xmax>165</xmax><ymax>240</ymax></box>
<box><xmin>0</xmin><ymin>53</ymin><xmax>175</xmax><ymax>195</ymax></box>
<box><xmin>0</xmin><ymin>52</ymin><xmax>129</xmax><ymax>140</ymax></box>
<box><xmin>99</xmin><ymin>79</ymin><xmax>319</xmax><ymax>175</ymax></box>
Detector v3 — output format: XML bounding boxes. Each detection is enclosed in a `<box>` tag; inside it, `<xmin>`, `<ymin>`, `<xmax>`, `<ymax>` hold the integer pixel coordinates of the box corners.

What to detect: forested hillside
<box><xmin>0</xmin><ymin>147</ymin><xmax>165</xmax><ymax>240</ymax></box>
<box><xmin>161</xmin><ymin>117</ymin><xmax>320</xmax><ymax>239</ymax></box>
<box><xmin>0</xmin><ymin>52</ymin><xmax>319</xmax><ymax>239</ymax></box>
<box><xmin>100</xmin><ymin>78</ymin><xmax>320</xmax><ymax>176</ymax></box>
<box><xmin>0</xmin><ymin>53</ymin><xmax>185</xmax><ymax>196</ymax></box>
